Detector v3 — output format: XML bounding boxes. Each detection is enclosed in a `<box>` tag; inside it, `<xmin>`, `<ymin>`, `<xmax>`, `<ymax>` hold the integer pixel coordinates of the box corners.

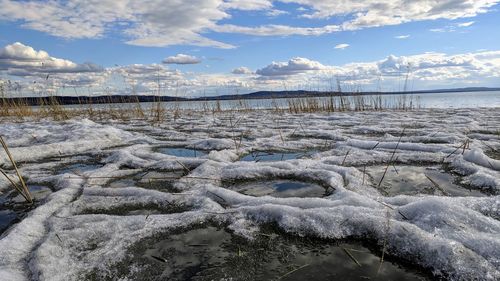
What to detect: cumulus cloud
<box><xmin>395</xmin><ymin>35</ymin><xmax>410</xmax><ymax>39</ymax></box>
<box><xmin>252</xmin><ymin>51</ymin><xmax>500</xmax><ymax>91</ymax></box>
<box><xmin>334</xmin><ymin>43</ymin><xmax>350</xmax><ymax>49</ymax></box>
<box><xmin>0</xmin><ymin>42</ymin><xmax>102</xmax><ymax>74</ymax></box>
<box><xmin>163</xmin><ymin>54</ymin><xmax>202</xmax><ymax>65</ymax></box>
<box><xmin>0</xmin><ymin>0</ymin><xmax>234</xmax><ymax>49</ymax></box>
<box><xmin>2</xmin><ymin>42</ymin><xmax>500</xmax><ymax>97</ymax></box>
<box><xmin>232</xmin><ymin>67</ymin><xmax>253</xmax><ymax>74</ymax></box>
<box><xmin>0</xmin><ymin>0</ymin><xmax>497</xmax><ymax>48</ymax></box>
<box><xmin>256</xmin><ymin>57</ymin><xmax>327</xmax><ymax>77</ymax></box>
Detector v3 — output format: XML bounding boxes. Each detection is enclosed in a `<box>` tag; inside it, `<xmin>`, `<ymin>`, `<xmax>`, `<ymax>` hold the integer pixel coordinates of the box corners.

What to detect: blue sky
<box><xmin>1</xmin><ymin>0</ymin><xmax>500</xmax><ymax>97</ymax></box>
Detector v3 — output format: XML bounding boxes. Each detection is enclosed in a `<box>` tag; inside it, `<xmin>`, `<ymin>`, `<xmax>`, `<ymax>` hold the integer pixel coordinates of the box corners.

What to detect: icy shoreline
<box><xmin>0</xmin><ymin>108</ymin><xmax>499</xmax><ymax>280</ymax></box>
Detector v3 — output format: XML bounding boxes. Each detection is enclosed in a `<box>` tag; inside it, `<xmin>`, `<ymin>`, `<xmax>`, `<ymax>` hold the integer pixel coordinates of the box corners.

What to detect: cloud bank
<box><xmin>0</xmin><ymin>0</ymin><xmax>497</xmax><ymax>48</ymax></box>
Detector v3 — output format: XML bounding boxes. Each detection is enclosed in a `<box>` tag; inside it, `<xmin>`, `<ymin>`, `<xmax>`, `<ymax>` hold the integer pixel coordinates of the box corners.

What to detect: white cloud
<box><xmin>334</xmin><ymin>43</ymin><xmax>350</xmax><ymax>49</ymax></box>
<box><xmin>284</xmin><ymin>0</ymin><xmax>498</xmax><ymax>29</ymax></box>
<box><xmin>213</xmin><ymin>24</ymin><xmax>340</xmax><ymax>36</ymax></box>
<box><xmin>0</xmin><ymin>0</ymin><xmax>234</xmax><ymax>49</ymax></box>
<box><xmin>256</xmin><ymin>57</ymin><xmax>327</xmax><ymax>77</ymax></box>
<box><xmin>0</xmin><ymin>0</ymin><xmax>496</xmax><ymax>48</ymax></box>
<box><xmin>222</xmin><ymin>0</ymin><xmax>273</xmax><ymax>11</ymax></box>
<box><xmin>0</xmin><ymin>42</ymin><xmax>102</xmax><ymax>74</ymax></box>
<box><xmin>266</xmin><ymin>9</ymin><xmax>289</xmax><ymax>17</ymax></box>
<box><xmin>395</xmin><ymin>35</ymin><xmax>410</xmax><ymax>39</ymax></box>
<box><xmin>3</xmin><ymin>42</ymin><xmax>500</xmax><ymax>96</ymax></box>
<box><xmin>163</xmin><ymin>54</ymin><xmax>201</xmax><ymax>65</ymax></box>
<box><xmin>232</xmin><ymin>67</ymin><xmax>253</xmax><ymax>74</ymax></box>
<box><xmin>457</xmin><ymin>21</ymin><xmax>475</xmax><ymax>27</ymax></box>
<box><xmin>253</xmin><ymin>51</ymin><xmax>500</xmax><ymax>91</ymax></box>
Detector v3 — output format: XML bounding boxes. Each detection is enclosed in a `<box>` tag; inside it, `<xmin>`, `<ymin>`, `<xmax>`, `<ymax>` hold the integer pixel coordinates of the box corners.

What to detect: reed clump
<box><xmin>0</xmin><ymin>93</ymin><xmax>422</xmax><ymax>122</ymax></box>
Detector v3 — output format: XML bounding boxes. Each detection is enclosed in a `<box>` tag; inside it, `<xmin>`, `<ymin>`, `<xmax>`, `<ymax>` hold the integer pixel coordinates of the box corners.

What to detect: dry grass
<box><xmin>0</xmin><ymin>136</ymin><xmax>32</xmax><ymax>203</ymax></box>
<box><xmin>0</xmin><ymin>92</ymin><xmax>422</xmax><ymax>123</ymax></box>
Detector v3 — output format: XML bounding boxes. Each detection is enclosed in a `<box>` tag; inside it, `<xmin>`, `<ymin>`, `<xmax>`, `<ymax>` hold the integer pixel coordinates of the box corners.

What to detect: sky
<box><xmin>0</xmin><ymin>0</ymin><xmax>500</xmax><ymax>97</ymax></box>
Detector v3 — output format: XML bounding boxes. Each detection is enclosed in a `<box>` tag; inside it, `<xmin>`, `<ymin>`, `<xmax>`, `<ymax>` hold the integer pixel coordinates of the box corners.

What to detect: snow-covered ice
<box><xmin>0</xmin><ymin>108</ymin><xmax>499</xmax><ymax>280</ymax></box>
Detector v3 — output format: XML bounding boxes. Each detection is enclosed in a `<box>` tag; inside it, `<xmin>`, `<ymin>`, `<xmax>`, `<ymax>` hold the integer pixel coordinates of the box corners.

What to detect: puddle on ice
<box><xmin>240</xmin><ymin>151</ymin><xmax>318</xmax><ymax>162</ymax></box>
<box><xmin>365</xmin><ymin>165</ymin><xmax>484</xmax><ymax>197</ymax></box>
<box><xmin>0</xmin><ymin>209</ymin><xmax>17</xmax><ymax>234</ymax></box>
<box><xmin>156</xmin><ymin>147</ymin><xmax>208</xmax><ymax>158</ymax></box>
<box><xmin>101</xmin><ymin>226</ymin><xmax>427</xmax><ymax>281</ymax></box>
<box><xmin>56</xmin><ymin>162</ymin><xmax>104</xmax><ymax>175</ymax></box>
<box><xmin>229</xmin><ymin>180</ymin><xmax>329</xmax><ymax>198</ymax></box>
<box><xmin>107</xmin><ymin>171</ymin><xmax>185</xmax><ymax>192</ymax></box>
<box><xmin>485</xmin><ymin>149</ymin><xmax>500</xmax><ymax>160</ymax></box>
<box><xmin>0</xmin><ymin>184</ymin><xmax>53</xmax><ymax>234</ymax></box>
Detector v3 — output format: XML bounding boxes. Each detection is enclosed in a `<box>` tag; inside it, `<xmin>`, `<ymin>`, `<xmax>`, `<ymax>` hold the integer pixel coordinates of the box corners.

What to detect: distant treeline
<box><xmin>1</xmin><ymin>87</ymin><xmax>498</xmax><ymax>106</ymax></box>
<box><xmin>0</xmin><ymin>95</ymin><xmax>189</xmax><ymax>106</ymax></box>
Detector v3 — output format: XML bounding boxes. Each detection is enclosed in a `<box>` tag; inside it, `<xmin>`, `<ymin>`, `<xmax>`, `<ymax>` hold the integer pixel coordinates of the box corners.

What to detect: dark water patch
<box><xmin>229</xmin><ymin>180</ymin><xmax>330</xmax><ymax>198</ymax></box>
<box><xmin>240</xmin><ymin>150</ymin><xmax>318</xmax><ymax>162</ymax></box>
<box><xmin>107</xmin><ymin>171</ymin><xmax>185</xmax><ymax>193</ymax></box>
<box><xmin>0</xmin><ymin>184</ymin><xmax>53</xmax><ymax>234</ymax></box>
<box><xmin>78</xmin><ymin>201</ymin><xmax>190</xmax><ymax>216</ymax></box>
<box><xmin>56</xmin><ymin>162</ymin><xmax>105</xmax><ymax>175</ymax></box>
<box><xmin>89</xmin><ymin>225</ymin><xmax>428</xmax><ymax>281</ymax></box>
<box><xmin>366</xmin><ymin>165</ymin><xmax>484</xmax><ymax>197</ymax></box>
<box><xmin>156</xmin><ymin>147</ymin><xmax>208</xmax><ymax>158</ymax></box>
<box><xmin>485</xmin><ymin>149</ymin><xmax>500</xmax><ymax>160</ymax></box>
<box><xmin>137</xmin><ymin>171</ymin><xmax>185</xmax><ymax>192</ymax></box>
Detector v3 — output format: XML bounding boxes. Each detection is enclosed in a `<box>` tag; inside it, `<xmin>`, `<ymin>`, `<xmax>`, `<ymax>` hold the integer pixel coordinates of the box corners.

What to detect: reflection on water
<box><xmin>59</xmin><ymin>91</ymin><xmax>500</xmax><ymax>111</ymax></box>
<box><xmin>0</xmin><ymin>185</ymin><xmax>53</xmax><ymax>234</ymax></box>
<box><xmin>156</xmin><ymin>147</ymin><xmax>208</xmax><ymax>158</ymax></box>
<box><xmin>112</xmin><ymin>226</ymin><xmax>428</xmax><ymax>281</ymax></box>
<box><xmin>241</xmin><ymin>151</ymin><xmax>317</xmax><ymax>162</ymax></box>
<box><xmin>56</xmin><ymin>163</ymin><xmax>104</xmax><ymax>175</ymax></box>
<box><xmin>230</xmin><ymin>180</ymin><xmax>329</xmax><ymax>198</ymax></box>
<box><xmin>366</xmin><ymin>165</ymin><xmax>485</xmax><ymax>197</ymax></box>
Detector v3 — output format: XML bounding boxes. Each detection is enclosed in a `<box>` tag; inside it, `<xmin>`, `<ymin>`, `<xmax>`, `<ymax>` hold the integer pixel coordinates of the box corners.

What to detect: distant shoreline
<box><xmin>1</xmin><ymin>87</ymin><xmax>499</xmax><ymax>106</ymax></box>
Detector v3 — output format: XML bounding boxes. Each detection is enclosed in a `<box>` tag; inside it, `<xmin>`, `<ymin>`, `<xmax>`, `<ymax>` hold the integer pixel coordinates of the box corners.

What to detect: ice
<box><xmin>0</xmin><ymin>108</ymin><xmax>499</xmax><ymax>280</ymax></box>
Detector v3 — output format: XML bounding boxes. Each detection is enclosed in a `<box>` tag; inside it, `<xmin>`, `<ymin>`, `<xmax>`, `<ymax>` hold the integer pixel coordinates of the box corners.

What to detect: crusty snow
<box><xmin>0</xmin><ymin>108</ymin><xmax>499</xmax><ymax>280</ymax></box>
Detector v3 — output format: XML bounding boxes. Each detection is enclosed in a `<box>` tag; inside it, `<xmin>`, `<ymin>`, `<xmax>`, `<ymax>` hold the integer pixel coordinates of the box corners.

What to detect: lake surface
<box><xmin>57</xmin><ymin>90</ymin><xmax>499</xmax><ymax>111</ymax></box>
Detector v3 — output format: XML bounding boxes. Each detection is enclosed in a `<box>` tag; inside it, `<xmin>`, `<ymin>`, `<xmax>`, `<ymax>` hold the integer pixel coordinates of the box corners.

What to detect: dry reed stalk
<box><xmin>342</xmin><ymin>248</ymin><xmax>362</xmax><ymax>267</ymax></box>
<box><xmin>278</xmin><ymin>264</ymin><xmax>310</xmax><ymax>280</ymax></box>
<box><xmin>425</xmin><ymin>174</ymin><xmax>448</xmax><ymax>195</ymax></box>
<box><xmin>378</xmin><ymin>128</ymin><xmax>405</xmax><ymax>188</ymax></box>
<box><xmin>377</xmin><ymin>209</ymin><xmax>391</xmax><ymax>275</ymax></box>
<box><xmin>0</xmin><ymin>136</ymin><xmax>32</xmax><ymax>203</ymax></box>
<box><xmin>341</xmin><ymin>149</ymin><xmax>351</xmax><ymax>165</ymax></box>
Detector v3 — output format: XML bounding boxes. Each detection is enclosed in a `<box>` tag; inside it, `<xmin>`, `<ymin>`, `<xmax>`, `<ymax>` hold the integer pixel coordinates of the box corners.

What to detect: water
<box><xmin>106</xmin><ymin>226</ymin><xmax>428</xmax><ymax>281</ymax></box>
<box><xmin>0</xmin><ymin>185</ymin><xmax>53</xmax><ymax>234</ymax></box>
<box><xmin>365</xmin><ymin>165</ymin><xmax>485</xmax><ymax>197</ymax></box>
<box><xmin>59</xmin><ymin>90</ymin><xmax>499</xmax><ymax>111</ymax></box>
<box><xmin>240</xmin><ymin>151</ymin><xmax>318</xmax><ymax>162</ymax></box>
<box><xmin>107</xmin><ymin>170</ymin><xmax>185</xmax><ymax>192</ymax></box>
<box><xmin>156</xmin><ymin>147</ymin><xmax>208</xmax><ymax>158</ymax></box>
<box><xmin>56</xmin><ymin>163</ymin><xmax>104</xmax><ymax>175</ymax></box>
<box><xmin>229</xmin><ymin>180</ymin><xmax>329</xmax><ymax>198</ymax></box>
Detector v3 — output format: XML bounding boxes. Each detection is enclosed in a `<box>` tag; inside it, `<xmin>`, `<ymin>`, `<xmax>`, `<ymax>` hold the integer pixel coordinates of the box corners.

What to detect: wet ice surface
<box><xmin>0</xmin><ymin>185</ymin><xmax>52</xmax><ymax>234</ymax></box>
<box><xmin>365</xmin><ymin>165</ymin><xmax>486</xmax><ymax>197</ymax></box>
<box><xmin>229</xmin><ymin>180</ymin><xmax>329</xmax><ymax>198</ymax></box>
<box><xmin>156</xmin><ymin>147</ymin><xmax>208</xmax><ymax>158</ymax></box>
<box><xmin>0</xmin><ymin>108</ymin><xmax>499</xmax><ymax>280</ymax></box>
<box><xmin>108</xmin><ymin>226</ymin><xmax>426</xmax><ymax>281</ymax></box>
<box><xmin>240</xmin><ymin>151</ymin><xmax>318</xmax><ymax>162</ymax></box>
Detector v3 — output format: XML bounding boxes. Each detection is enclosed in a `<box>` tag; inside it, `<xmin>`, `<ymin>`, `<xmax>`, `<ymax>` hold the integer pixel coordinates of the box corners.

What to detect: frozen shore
<box><xmin>0</xmin><ymin>108</ymin><xmax>499</xmax><ymax>280</ymax></box>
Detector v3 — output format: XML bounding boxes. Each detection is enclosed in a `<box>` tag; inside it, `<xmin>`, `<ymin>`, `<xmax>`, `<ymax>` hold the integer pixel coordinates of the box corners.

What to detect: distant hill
<box><xmin>1</xmin><ymin>87</ymin><xmax>498</xmax><ymax>106</ymax></box>
<box><xmin>191</xmin><ymin>87</ymin><xmax>500</xmax><ymax>101</ymax></box>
